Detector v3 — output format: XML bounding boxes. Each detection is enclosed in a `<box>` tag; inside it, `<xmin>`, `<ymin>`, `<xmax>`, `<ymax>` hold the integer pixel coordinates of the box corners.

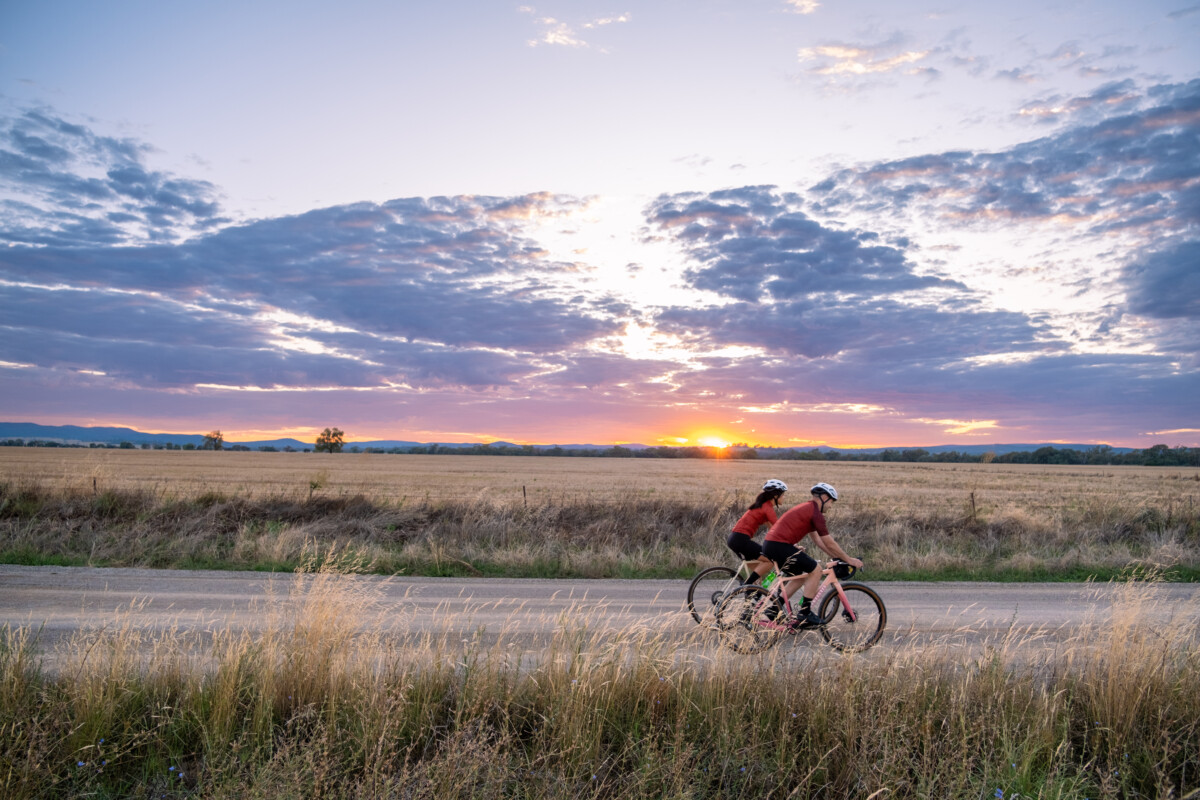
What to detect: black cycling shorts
<box><xmin>726</xmin><ymin>531</ymin><xmax>762</xmax><ymax>561</ymax></box>
<box><xmin>763</xmin><ymin>540</ymin><xmax>818</xmax><ymax>576</ymax></box>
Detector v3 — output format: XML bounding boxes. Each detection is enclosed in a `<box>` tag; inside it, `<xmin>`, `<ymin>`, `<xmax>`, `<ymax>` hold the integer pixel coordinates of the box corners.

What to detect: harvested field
<box><xmin>4</xmin><ymin>447</ymin><xmax>1199</xmax><ymax>511</ymax></box>
<box><xmin>2</xmin><ymin>449</ymin><xmax>1198</xmax><ymax>580</ymax></box>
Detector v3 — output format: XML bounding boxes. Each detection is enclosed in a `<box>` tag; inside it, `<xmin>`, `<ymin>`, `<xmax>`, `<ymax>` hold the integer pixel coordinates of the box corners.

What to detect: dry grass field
<box><xmin>4</xmin><ymin>447</ymin><xmax>1199</xmax><ymax>512</ymax></box>
<box><xmin>2</xmin><ymin>555</ymin><xmax>1197</xmax><ymax>798</ymax></box>
<box><xmin>3</xmin><ymin>453</ymin><xmax>1200</xmax><ymax>796</ymax></box>
<box><xmin>2</xmin><ymin>448</ymin><xmax>1198</xmax><ymax>580</ymax></box>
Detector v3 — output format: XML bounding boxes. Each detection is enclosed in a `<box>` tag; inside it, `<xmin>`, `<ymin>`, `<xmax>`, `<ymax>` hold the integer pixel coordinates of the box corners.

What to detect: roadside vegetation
<box><xmin>1</xmin><ymin>449</ymin><xmax>1198</xmax><ymax>580</ymax></box>
<box><xmin>2</xmin><ymin>556</ymin><xmax>1197</xmax><ymax>799</ymax></box>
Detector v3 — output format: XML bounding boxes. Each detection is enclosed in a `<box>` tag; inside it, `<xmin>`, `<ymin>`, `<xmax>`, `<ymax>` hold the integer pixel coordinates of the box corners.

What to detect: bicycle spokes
<box><xmin>818</xmin><ymin>583</ymin><xmax>886</xmax><ymax>653</ymax></box>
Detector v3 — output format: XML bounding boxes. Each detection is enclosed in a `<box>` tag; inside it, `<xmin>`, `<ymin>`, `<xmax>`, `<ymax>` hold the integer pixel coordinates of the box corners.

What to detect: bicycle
<box><xmin>686</xmin><ymin>559</ymin><xmax>778</xmax><ymax>627</ymax></box>
<box><xmin>714</xmin><ymin>559</ymin><xmax>886</xmax><ymax>654</ymax></box>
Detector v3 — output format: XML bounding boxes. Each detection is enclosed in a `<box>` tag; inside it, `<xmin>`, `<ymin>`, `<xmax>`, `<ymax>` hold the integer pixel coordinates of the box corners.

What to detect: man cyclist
<box><xmin>762</xmin><ymin>482</ymin><xmax>864</xmax><ymax>628</ymax></box>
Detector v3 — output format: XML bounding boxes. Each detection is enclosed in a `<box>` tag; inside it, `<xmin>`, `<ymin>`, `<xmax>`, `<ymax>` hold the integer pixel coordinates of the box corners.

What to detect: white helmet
<box><xmin>762</xmin><ymin>479</ymin><xmax>788</xmax><ymax>492</ymax></box>
<box><xmin>810</xmin><ymin>482</ymin><xmax>838</xmax><ymax>501</ymax></box>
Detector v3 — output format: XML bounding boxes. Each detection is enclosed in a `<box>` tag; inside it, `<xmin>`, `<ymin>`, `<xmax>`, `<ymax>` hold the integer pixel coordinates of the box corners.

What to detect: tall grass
<box><xmin>2</xmin><ymin>478</ymin><xmax>1198</xmax><ymax>579</ymax></box>
<box><xmin>2</xmin><ymin>559</ymin><xmax>1198</xmax><ymax>798</ymax></box>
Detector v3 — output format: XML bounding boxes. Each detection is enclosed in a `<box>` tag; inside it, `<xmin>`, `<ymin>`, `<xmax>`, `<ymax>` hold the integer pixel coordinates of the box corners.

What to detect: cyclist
<box><xmin>727</xmin><ymin>479</ymin><xmax>788</xmax><ymax>585</ymax></box>
<box><xmin>762</xmin><ymin>482</ymin><xmax>864</xmax><ymax>627</ymax></box>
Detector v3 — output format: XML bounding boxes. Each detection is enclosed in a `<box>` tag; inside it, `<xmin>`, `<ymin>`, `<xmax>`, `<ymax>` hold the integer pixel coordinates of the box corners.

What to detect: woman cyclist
<box><xmin>727</xmin><ymin>479</ymin><xmax>788</xmax><ymax>585</ymax></box>
<box><xmin>762</xmin><ymin>482</ymin><xmax>864</xmax><ymax>627</ymax></box>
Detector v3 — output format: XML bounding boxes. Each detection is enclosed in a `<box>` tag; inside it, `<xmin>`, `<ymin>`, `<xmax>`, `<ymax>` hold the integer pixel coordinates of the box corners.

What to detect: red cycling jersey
<box><xmin>731</xmin><ymin>503</ymin><xmax>778</xmax><ymax>536</ymax></box>
<box><xmin>764</xmin><ymin>500</ymin><xmax>830</xmax><ymax>545</ymax></box>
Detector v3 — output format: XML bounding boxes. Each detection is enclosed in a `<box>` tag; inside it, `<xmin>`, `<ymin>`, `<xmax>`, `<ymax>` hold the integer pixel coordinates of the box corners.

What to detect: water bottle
<box><xmin>761</xmin><ymin>570</ymin><xmax>776</xmax><ymax>590</ymax></box>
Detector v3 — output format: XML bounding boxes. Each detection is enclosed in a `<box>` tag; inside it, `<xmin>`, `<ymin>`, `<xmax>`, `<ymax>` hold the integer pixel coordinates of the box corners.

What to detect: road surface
<box><xmin>2</xmin><ymin>565</ymin><xmax>1196</xmax><ymax>667</ymax></box>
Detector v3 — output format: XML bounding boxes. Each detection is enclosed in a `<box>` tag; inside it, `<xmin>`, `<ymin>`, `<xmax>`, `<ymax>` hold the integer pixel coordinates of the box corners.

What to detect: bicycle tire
<box><xmin>687</xmin><ymin>566</ymin><xmax>740</xmax><ymax>626</ymax></box>
<box><xmin>715</xmin><ymin>585</ymin><xmax>785</xmax><ymax>654</ymax></box>
<box><xmin>818</xmin><ymin>582</ymin><xmax>887</xmax><ymax>653</ymax></box>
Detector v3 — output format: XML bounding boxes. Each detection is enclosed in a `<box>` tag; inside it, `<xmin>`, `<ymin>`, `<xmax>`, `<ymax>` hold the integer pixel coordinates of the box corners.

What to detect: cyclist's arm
<box><xmin>813</xmin><ymin>533</ymin><xmax>864</xmax><ymax>568</ymax></box>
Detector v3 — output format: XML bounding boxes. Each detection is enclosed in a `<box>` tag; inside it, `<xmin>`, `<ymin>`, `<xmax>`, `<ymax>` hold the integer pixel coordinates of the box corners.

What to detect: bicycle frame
<box><xmin>758</xmin><ymin>560</ymin><xmax>858</xmax><ymax>630</ymax></box>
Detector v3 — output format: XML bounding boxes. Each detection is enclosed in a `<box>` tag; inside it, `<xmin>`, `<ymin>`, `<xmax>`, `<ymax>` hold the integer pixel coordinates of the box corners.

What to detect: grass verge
<box><xmin>2</xmin><ymin>480</ymin><xmax>1198</xmax><ymax>581</ymax></box>
<box><xmin>2</xmin><ymin>558</ymin><xmax>1198</xmax><ymax>799</ymax></box>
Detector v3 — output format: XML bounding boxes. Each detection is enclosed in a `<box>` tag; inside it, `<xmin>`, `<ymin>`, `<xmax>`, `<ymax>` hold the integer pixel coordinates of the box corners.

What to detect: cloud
<box><xmin>2</xmin><ymin>87</ymin><xmax>1196</xmax><ymax>446</ymax></box>
<box><xmin>914</xmin><ymin>418</ymin><xmax>1000</xmax><ymax>435</ymax></box>
<box><xmin>792</xmin><ymin>20</ymin><xmax>1148</xmax><ymax>98</ymax></box>
<box><xmin>525</xmin><ymin>11</ymin><xmax>629</xmax><ymax>49</ymax></box>
<box><xmin>804</xmin><ymin>80</ymin><xmax>1200</xmax><ymax>370</ymax></box>
<box><xmin>1120</xmin><ymin>240</ymin><xmax>1200</xmax><ymax>359</ymax></box>
<box><xmin>810</xmin><ymin>79</ymin><xmax>1200</xmax><ymax>240</ymax></box>
<box><xmin>0</xmin><ymin>111</ymin><xmax>629</xmax><ymax>392</ymax></box>
<box><xmin>797</xmin><ymin>40</ymin><xmax>930</xmax><ymax>77</ymax></box>
<box><xmin>646</xmin><ymin>185</ymin><xmax>1049</xmax><ymax>363</ymax></box>
<box><xmin>783</xmin><ymin>0</ymin><xmax>820</xmax><ymax>14</ymax></box>
<box><xmin>643</xmin><ymin>121</ymin><xmax>1199</xmax><ymax>438</ymax></box>
<box><xmin>0</xmin><ymin>109</ymin><xmax>226</xmax><ymax>246</ymax></box>
<box><xmin>1015</xmin><ymin>80</ymin><xmax>1143</xmax><ymax>124</ymax></box>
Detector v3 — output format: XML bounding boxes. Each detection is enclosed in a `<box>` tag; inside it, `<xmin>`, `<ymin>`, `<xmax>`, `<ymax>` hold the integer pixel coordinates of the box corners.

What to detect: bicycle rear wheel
<box><xmin>687</xmin><ymin>566</ymin><xmax>740</xmax><ymax>626</ymax></box>
<box><xmin>715</xmin><ymin>585</ymin><xmax>784</xmax><ymax>654</ymax></box>
<box><xmin>818</xmin><ymin>583</ymin><xmax>886</xmax><ymax>653</ymax></box>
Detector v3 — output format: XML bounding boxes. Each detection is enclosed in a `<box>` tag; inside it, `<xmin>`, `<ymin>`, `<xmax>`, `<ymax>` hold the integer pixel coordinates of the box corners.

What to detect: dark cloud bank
<box><xmin>1</xmin><ymin>81</ymin><xmax>1197</xmax><ymax>441</ymax></box>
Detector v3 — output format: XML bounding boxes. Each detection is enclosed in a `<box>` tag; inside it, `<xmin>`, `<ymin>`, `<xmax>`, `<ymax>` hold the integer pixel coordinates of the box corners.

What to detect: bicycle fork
<box><xmin>822</xmin><ymin>582</ymin><xmax>858</xmax><ymax>622</ymax></box>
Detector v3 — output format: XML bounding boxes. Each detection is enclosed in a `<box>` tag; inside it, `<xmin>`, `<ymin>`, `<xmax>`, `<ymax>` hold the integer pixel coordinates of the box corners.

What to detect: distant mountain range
<box><xmin>0</xmin><ymin>422</ymin><xmax>641</xmax><ymax>451</ymax></box>
<box><xmin>0</xmin><ymin>422</ymin><xmax>1134</xmax><ymax>455</ymax></box>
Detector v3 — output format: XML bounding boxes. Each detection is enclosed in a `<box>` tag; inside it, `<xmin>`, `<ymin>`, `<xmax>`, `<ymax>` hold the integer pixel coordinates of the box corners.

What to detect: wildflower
<box><xmin>77</xmin><ymin>761</ymin><xmax>85</xmax><ymax>767</ymax></box>
<box><xmin>994</xmin><ymin>790</ymin><xmax>1004</xmax><ymax>799</ymax></box>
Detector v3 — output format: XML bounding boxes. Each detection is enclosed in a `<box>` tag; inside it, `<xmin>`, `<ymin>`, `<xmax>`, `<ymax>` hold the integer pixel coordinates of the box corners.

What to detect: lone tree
<box><xmin>315</xmin><ymin>427</ymin><xmax>345</xmax><ymax>453</ymax></box>
<box><xmin>201</xmin><ymin>430</ymin><xmax>224</xmax><ymax>450</ymax></box>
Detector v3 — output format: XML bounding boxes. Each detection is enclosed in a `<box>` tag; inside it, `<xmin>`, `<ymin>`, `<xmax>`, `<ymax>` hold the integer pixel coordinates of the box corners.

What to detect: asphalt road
<box><xmin>3</xmin><ymin>565</ymin><xmax>1197</xmax><ymax>666</ymax></box>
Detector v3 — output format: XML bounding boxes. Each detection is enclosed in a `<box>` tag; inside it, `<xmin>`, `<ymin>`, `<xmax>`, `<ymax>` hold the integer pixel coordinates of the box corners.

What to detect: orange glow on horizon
<box><xmin>65</xmin><ymin>417</ymin><xmax>1029</xmax><ymax>450</ymax></box>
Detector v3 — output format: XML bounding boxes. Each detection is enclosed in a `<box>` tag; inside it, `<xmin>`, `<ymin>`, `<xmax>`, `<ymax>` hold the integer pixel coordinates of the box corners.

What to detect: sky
<box><xmin>1</xmin><ymin>0</ymin><xmax>1198</xmax><ymax>449</ymax></box>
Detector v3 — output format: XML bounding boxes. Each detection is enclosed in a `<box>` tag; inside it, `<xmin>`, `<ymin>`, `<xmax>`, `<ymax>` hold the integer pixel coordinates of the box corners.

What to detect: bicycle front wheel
<box><xmin>715</xmin><ymin>585</ymin><xmax>784</xmax><ymax>654</ymax></box>
<box><xmin>818</xmin><ymin>583</ymin><xmax>887</xmax><ymax>653</ymax></box>
<box><xmin>687</xmin><ymin>566</ymin><xmax>740</xmax><ymax>626</ymax></box>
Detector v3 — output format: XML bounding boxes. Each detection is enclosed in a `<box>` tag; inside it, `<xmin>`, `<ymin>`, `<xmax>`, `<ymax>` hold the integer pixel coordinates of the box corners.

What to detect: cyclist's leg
<box><xmin>761</xmin><ymin>542</ymin><xmax>806</xmax><ymax>617</ymax></box>
<box><xmin>798</xmin><ymin>560</ymin><xmax>823</xmax><ymax>602</ymax></box>
<box><xmin>765</xmin><ymin>542</ymin><xmax>817</xmax><ymax>600</ymax></box>
<box><xmin>726</xmin><ymin>533</ymin><xmax>765</xmax><ymax>583</ymax></box>
<box><xmin>750</xmin><ymin>555</ymin><xmax>774</xmax><ymax>579</ymax></box>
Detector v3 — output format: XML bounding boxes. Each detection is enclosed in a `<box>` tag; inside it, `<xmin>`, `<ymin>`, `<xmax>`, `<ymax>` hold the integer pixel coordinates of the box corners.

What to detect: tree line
<box><xmin>391</xmin><ymin>442</ymin><xmax>1200</xmax><ymax>466</ymax></box>
<box><xmin>3</xmin><ymin>437</ymin><xmax>1197</xmax><ymax>466</ymax></box>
